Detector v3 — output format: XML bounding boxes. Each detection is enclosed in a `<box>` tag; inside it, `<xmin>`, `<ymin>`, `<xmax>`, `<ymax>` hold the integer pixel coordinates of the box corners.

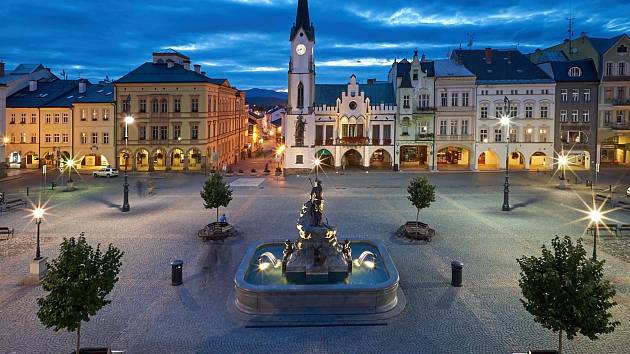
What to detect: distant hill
<box><xmin>244</xmin><ymin>88</ymin><xmax>287</xmax><ymax>108</ymax></box>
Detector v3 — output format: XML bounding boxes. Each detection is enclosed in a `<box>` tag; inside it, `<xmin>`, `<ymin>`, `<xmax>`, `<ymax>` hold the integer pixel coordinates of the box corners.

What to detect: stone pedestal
<box><xmin>558</xmin><ymin>178</ymin><xmax>567</xmax><ymax>190</ymax></box>
<box><xmin>28</xmin><ymin>257</ymin><xmax>48</xmax><ymax>283</ymax></box>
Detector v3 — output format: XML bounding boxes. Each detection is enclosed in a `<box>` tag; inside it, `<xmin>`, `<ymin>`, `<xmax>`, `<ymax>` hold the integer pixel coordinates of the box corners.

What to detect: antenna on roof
<box><xmin>60</xmin><ymin>69</ymin><xmax>67</xmax><ymax>80</ymax></box>
<box><xmin>467</xmin><ymin>33</ymin><xmax>474</xmax><ymax>49</ymax></box>
<box><xmin>567</xmin><ymin>5</ymin><xmax>575</xmax><ymax>54</ymax></box>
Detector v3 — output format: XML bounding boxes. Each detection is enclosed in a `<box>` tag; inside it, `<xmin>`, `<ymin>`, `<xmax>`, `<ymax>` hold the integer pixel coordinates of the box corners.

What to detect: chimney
<box><xmin>194</xmin><ymin>64</ymin><xmax>201</xmax><ymax>73</ymax></box>
<box><xmin>79</xmin><ymin>79</ymin><xmax>87</xmax><ymax>94</ymax></box>
<box><xmin>183</xmin><ymin>59</ymin><xmax>190</xmax><ymax>70</ymax></box>
<box><xmin>0</xmin><ymin>61</ymin><xmax>4</xmax><ymax>77</ymax></box>
<box><xmin>29</xmin><ymin>79</ymin><xmax>37</xmax><ymax>92</ymax></box>
<box><xmin>506</xmin><ymin>51</ymin><xmax>512</xmax><ymax>64</ymax></box>
<box><xmin>367</xmin><ymin>78</ymin><xmax>375</xmax><ymax>85</ymax></box>
<box><xmin>484</xmin><ymin>48</ymin><xmax>492</xmax><ymax>64</ymax></box>
<box><xmin>457</xmin><ymin>53</ymin><xmax>463</xmax><ymax>65</ymax></box>
<box><xmin>421</xmin><ymin>53</ymin><xmax>426</xmax><ymax>62</ymax></box>
<box><xmin>167</xmin><ymin>60</ymin><xmax>174</xmax><ymax>68</ymax></box>
<box><xmin>201</xmin><ymin>71</ymin><xmax>206</xmax><ymax>76</ymax></box>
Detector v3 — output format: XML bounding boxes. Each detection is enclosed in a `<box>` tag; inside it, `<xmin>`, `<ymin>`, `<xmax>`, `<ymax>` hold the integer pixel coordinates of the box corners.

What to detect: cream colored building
<box><xmin>115</xmin><ymin>50</ymin><xmax>247</xmax><ymax>172</ymax></box>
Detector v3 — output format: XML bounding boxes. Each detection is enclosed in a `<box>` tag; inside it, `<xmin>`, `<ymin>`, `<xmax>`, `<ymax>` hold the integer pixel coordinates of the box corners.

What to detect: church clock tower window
<box><xmin>297</xmin><ymin>82</ymin><xmax>304</xmax><ymax>108</ymax></box>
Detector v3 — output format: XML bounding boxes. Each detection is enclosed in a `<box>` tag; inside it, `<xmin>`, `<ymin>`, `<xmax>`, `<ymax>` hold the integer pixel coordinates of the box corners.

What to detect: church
<box><xmin>284</xmin><ymin>0</ymin><xmax>397</xmax><ymax>173</ymax></box>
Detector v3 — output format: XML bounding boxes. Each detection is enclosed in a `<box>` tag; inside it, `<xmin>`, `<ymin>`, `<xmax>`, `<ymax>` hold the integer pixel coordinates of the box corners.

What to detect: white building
<box><xmin>453</xmin><ymin>49</ymin><xmax>556</xmax><ymax>170</ymax></box>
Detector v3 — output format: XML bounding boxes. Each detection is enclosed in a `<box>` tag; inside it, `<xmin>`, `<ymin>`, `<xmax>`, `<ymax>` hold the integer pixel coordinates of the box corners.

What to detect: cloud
<box><xmin>318</xmin><ymin>58</ymin><xmax>392</xmax><ymax>67</ymax></box>
<box><xmin>225</xmin><ymin>0</ymin><xmax>292</xmax><ymax>5</ymax></box>
<box><xmin>162</xmin><ymin>32</ymin><xmax>271</xmax><ymax>52</ymax></box>
<box><xmin>329</xmin><ymin>41</ymin><xmax>452</xmax><ymax>50</ymax></box>
<box><xmin>233</xmin><ymin>66</ymin><xmax>285</xmax><ymax>72</ymax></box>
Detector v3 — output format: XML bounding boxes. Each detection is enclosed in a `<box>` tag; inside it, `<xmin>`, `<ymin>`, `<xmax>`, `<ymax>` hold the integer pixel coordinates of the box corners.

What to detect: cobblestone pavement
<box><xmin>0</xmin><ymin>169</ymin><xmax>629</xmax><ymax>354</ymax></box>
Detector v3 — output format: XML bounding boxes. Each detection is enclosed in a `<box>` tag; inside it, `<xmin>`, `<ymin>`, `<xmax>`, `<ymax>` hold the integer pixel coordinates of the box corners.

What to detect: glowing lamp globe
<box><xmin>33</xmin><ymin>207</ymin><xmax>45</xmax><ymax>220</ymax></box>
<box><xmin>124</xmin><ymin>116</ymin><xmax>134</xmax><ymax>124</ymax></box>
<box><xmin>499</xmin><ymin>116</ymin><xmax>511</xmax><ymax>126</ymax></box>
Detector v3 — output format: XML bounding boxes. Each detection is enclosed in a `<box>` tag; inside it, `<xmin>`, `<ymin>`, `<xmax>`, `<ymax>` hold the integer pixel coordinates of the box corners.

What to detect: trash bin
<box><xmin>451</xmin><ymin>260</ymin><xmax>463</xmax><ymax>287</ymax></box>
<box><xmin>171</xmin><ymin>260</ymin><xmax>183</xmax><ymax>286</ymax></box>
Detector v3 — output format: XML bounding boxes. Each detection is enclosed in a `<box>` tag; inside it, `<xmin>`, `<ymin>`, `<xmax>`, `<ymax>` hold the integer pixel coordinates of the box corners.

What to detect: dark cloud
<box><xmin>0</xmin><ymin>0</ymin><xmax>627</xmax><ymax>90</ymax></box>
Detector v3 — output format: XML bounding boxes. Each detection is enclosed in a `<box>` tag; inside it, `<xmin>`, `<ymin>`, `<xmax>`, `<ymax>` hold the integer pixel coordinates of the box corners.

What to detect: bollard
<box><xmin>451</xmin><ymin>261</ymin><xmax>463</xmax><ymax>287</ymax></box>
<box><xmin>51</xmin><ymin>181</ymin><xmax>56</xmax><ymax>190</ymax></box>
<box><xmin>171</xmin><ymin>260</ymin><xmax>183</xmax><ymax>286</ymax></box>
<box><xmin>26</xmin><ymin>187</ymin><xmax>29</xmax><ymax>196</ymax></box>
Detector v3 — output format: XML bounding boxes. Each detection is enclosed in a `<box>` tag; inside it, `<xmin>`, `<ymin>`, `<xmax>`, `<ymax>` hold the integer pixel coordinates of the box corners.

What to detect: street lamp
<box><xmin>557</xmin><ymin>151</ymin><xmax>569</xmax><ymax>189</ymax></box>
<box><xmin>589</xmin><ymin>207</ymin><xmax>602</xmax><ymax>260</ymax></box>
<box><xmin>32</xmin><ymin>207</ymin><xmax>45</xmax><ymax>260</ymax></box>
<box><xmin>500</xmin><ymin>96</ymin><xmax>511</xmax><ymax>211</ymax></box>
<box><xmin>313</xmin><ymin>157</ymin><xmax>321</xmax><ymax>181</ymax></box>
<box><xmin>122</xmin><ymin>115</ymin><xmax>134</xmax><ymax>212</ymax></box>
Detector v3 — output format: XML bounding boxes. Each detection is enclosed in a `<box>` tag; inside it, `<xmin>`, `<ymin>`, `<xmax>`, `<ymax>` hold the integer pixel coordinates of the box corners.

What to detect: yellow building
<box><xmin>115</xmin><ymin>50</ymin><xmax>247</xmax><ymax>172</ymax></box>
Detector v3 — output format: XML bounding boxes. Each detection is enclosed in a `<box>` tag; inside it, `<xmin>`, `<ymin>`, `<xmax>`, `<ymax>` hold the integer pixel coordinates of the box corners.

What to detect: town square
<box><xmin>1</xmin><ymin>0</ymin><xmax>630</xmax><ymax>353</ymax></box>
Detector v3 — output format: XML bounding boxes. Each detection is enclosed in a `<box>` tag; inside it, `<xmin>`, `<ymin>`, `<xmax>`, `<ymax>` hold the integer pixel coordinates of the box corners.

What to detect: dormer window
<box><xmin>568</xmin><ymin>66</ymin><xmax>582</xmax><ymax>77</ymax></box>
<box><xmin>412</xmin><ymin>70</ymin><xmax>418</xmax><ymax>80</ymax></box>
<box><xmin>618</xmin><ymin>45</ymin><xmax>627</xmax><ymax>53</ymax></box>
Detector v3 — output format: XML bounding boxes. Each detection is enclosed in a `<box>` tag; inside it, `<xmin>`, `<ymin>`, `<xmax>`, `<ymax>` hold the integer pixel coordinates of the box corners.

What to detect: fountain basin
<box><xmin>234</xmin><ymin>240</ymin><xmax>400</xmax><ymax>315</ymax></box>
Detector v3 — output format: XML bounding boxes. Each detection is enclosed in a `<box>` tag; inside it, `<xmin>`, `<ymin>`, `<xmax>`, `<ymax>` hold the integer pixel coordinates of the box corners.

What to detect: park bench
<box><xmin>616</xmin><ymin>224</ymin><xmax>630</xmax><ymax>236</ymax></box>
<box><xmin>0</xmin><ymin>198</ymin><xmax>27</xmax><ymax>213</ymax></box>
<box><xmin>588</xmin><ymin>225</ymin><xmax>620</xmax><ymax>237</ymax></box>
<box><xmin>0</xmin><ymin>227</ymin><xmax>14</xmax><ymax>240</ymax></box>
<box><xmin>616</xmin><ymin>200</ymin><xmax>630</xmax><ymax>211</ymax></box>
<box><xmin>197</xmin><ymin>222</ymin><xmax>235</xmax><ymax>241</ymax></box>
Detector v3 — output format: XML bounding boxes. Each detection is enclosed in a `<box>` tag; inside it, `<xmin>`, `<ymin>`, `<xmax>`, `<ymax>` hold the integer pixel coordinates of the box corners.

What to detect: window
<box><xmin>617</xmin><ymin>110</ymin><xmax>624</xmax><ymax>123</ymax></box>
<box><xmin>174</xmin><ymin>98</ymin><xmax>181</xmax><ymax>112</ymax></box>
<box><xmin>461</xmin><ymin>120</ymin><xmax>469</xmax><ymax>135</ymax></box>
<box><xmin>495</xmin><ymin>105</ymin><xmax>503</xmax><ymax>118</ymax></box>
<box><xmin>540</xmin><ymin>105</ymin><xmax>548</xmax><ymax>118</ymax></box>
<box><xmin>605</xmin><ymin>87</ymin><xmax>613</xmax><ymax>102</ymax></box>
<box><xmin>450</xmin><ymin>120</ymin><xmax>458</xmax><ymax>135</ymax></box>
<box><xmin>61</xmin><ymin>113</ymin><xmax>68</xmax><ymax>123</ymax></box>
<box><xmin>509</xmin><ymin>105</ymin><xmax>517</xmax><ymax>118</ymax></box>
<box><xmin>295</xmin><ymin>155</ymin><xmax>303</xmax><ymax>164</ymax></box>
<box><xmin>31</xmin><ymin>113</ymin><xmax>37</xmax><ymax>124</ymax></box>
<box><xmin>572</xmin><ymin>89</ymin><xmax>579</xmax><ymax>102</ymax></box>
<box><xmin>139</xmin><ymin>126</ymin><xmax>146</xmax><ymax>140</ymax></box>
<box><xmin>439</xmin><ymin>120</ymin><xmax>447</xmax><ymax>135</ymax></box>
<box><xmin>139</xmin><ymin>99</ymin><xmax>146</xmax><ymax>113</ymax></box>
<box><xmin>568</xmin><ymin>67</ymin><xmax>582</xmax><ymax>77</ymax></box>
<box><xmin>53</xmin><ymin>113</ymin><xmax>59</xmax><ymax>123</ymax></box>
<box><xmin>89</xmin><ymin>109</ymin><xmax>96</xmax><ymax>121</ymax></box>
<box><xmin>10</xmin><ymin>113</ymin><xmax>15</xmax><ymax>124</ymax></box>
<box><xmin>606</xmin><ymin>62</ymin><xmax>614</xmax><ymax>76</ymax></box>
<box><xmin>451</xmin><ymin>92</ymin><xmax>458</xmax><ymax>106</ymax></box>
<box><xmin>571</xmin><ymin>110</ymin><xmax>579</xmax><ymax>122</ymax></box>
<box><xmin>403</xmin><ymin>95</ymin><xmax>410</xmax><ymax>108</ymax></box>
<box><xmin>560</xmin><ymin>110</ymin><xmax>568</xmax><ymax>122</ymax></box>
<box><xmin>191</xmin><ymin>98</ymin><xmax>199</xmax><ymax>112</ymax></box>
<box><xmin>525</xmin><ymin>105</ymin><xmax>533</xmax><ymax>118</ymax></box>
<box><xmin>160</xmin><ymin>99</ymin><xmax>168</xmax><ymax>113</ymax></box>
<box><xmin>62</xmin><ymin>133</ymin><xmax>69</xmax><ymax>143</ymax></box>
<box><xmin>412</xmin><ymin>70</ymin><xmax>418</xmax><ymax>80</ymax></box>
<box><xmin>53</xmin><ymin>133</ymin><xmax>60</xmax><ymax>143</ymax></box>
<box><xmin>509</xmin><ymin>127</ymin><xmax>517</xmax><ymax>142</ymax></box>
<box><xmin>584</xmin><ymin>89</ymin><xmax>591</xmax><ymax>102</ymax></box>
<box><xmin>103</xmin><ymin>133</ymin><xmax>109</xmax><ymax>144</ymax></box>
<box><xmin>91</xmin><ymin>132</ymin><xmax>98</xmax><ymax>144</ymax></box>
<box><xmin>494</xmin><ymin>128</ymin><xmax>502</xmax><ymax>142</ymax></box>
<box><xmin>31</xmin><ymin>134</ymin><xmax>37</xmax><ymax>143</ymax></box>
<box><xmin>80</xmin><ymin>133</ymin><xmax>87</xmax><ymax>144</ymax></box>
<box><xmin>524</xmin><ymin>128</ymin><xmax>533</xmax><ymax>142</ymax></box>
<box><xmin>618</xmin><ymin>87</ymin><xmax>625</xmax><ymax>100</ymax></box>
<box><xmin>510</xmin><ymin>90</ymin><xmax>518</xmax><ymax>95</ymax></box>
<box><xmin>604</xmin><ymin>111</ymin><xmax>611</xmax><ymax>123</ymax></box>
<box><xmin>582</xmin><ymin>110</ymin><xmax>590</xmax><ymax>123</ymax></box>
<box><xmin>45</xmin><ymin>114</ymin><xmax>51</xmax><ymax>124</ymax></box>
<box><xmin>297</xmin><ymin>82</ymin><xmax>304</xmax><ymax>108</ymax></box>
<box><xmin>419</xmin><ymin>121</ymin><xmax>428</xmax><ymax>133</ymax></box>
<box><xmin>539</xmin><ymin>128</ymin><xmax>548</xmax><ymax>142</ymax></box>
<box><xmin>122</xmin><ymin>99</ymin><xmax>130</xmax><ymax>113</ymax></box>
<box><xmin>383</xmin><ymin>125</ymin><xmax>391</xmax><ymax>140</ymax></box>
<box><xmin>151</xmin><ymin>99</ymin><xmax>159</xmax><ymax>113</ymax></box>
<box><xmin>102</xmin><ymin>109</ymin><xmax>109</xmax><ymax>121</ymax></box>
<box><xmin>420</xmin><ymin>94</ymin><xmax>430</xmax><ymax>108</ymax></box>
<box><xmin>20</xmin><ymin>132</ymin><xmax>26</xmax><ymax>143</ymax></box>
<box><xmin>20</xmin><ymin>114</ymin><xmax>26</xmax><ymax>124</ymax></box>
<box><xmin>160</xmin><ymin>126</ymin><xmax>168</xmax><ymax>140</ymax></box>
<box><xmin>81</xmin><ymin>109</ymin><xmax>86</xmax><ymax>121</ymax></box>
<box><xmin>173</xmin><ymin>125</ymin><xmax>181</xmax><ymax>140</ymax></box>
<box><xmin>561</xmin><ymin>89</ymin><xmax>568</xmax><ymax>101</ymax></box>
<box><xmin>441</xmin><ymin>92</ymin><xmax>448</xmax><ymax>107</ymax></box>
<box><xmin>618</xmin><ymin>45</ymin><xmax>628</xmax><ymax>53</ymax></box>
<box><xmin>462</xmin><ymin>92</ymin><xmax>469</xmax><ymax>106</ymax></box>
<box><xmin>151</xmin><ymin>126</ymin><xmax>159</xmax><ymax>140</ymax></box>
<box><xmin>191</xmin><ymin>124</ymin><xmax>199</xmax><ymax>140</ymax></box>
<box><xmin>619</xmin><ymin>62</ymin><xmax>626</xmax><ymax>76</ymax></box>
<box><xmin>480</xmin><ymin>106</ymin><xmax>488</xmax><ymax>119</ymax></box>
<box><xmin>45</xmin><ymin>134</ymin><xmax>51</xmax><ymax>143</ymax></box>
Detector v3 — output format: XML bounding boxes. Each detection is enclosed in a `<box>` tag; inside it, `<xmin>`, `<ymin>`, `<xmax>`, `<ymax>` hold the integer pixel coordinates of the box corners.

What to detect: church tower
<box><xmin>288</xmin><ymin>0</ymin><xmax>315</xmax><ymax>115</ymax></box>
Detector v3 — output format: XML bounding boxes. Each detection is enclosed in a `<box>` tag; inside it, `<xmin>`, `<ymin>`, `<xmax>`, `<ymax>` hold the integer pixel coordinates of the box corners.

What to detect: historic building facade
<box><xmin>454</xmin><ymin>48</ymin><xmax>556</xmax><ymax>170</ymax></box>
<box><xmin>388</xmin><ymin>53</ymin><xmax>435</xmax><ymax>171</ymax></box>
<box><xmin>284</xmin><ymin>0</ymin><xmax>396</xmax><ymax>173</ymax></box>
<box><xmin>434</xmin><ymin>58</ymin><xmax>476</xmax><ymax>170</ymax></box>
<box><xmin>115</xmin><ymin>50</ymin><xmax>247</xmax><ymax>172</ymax></box>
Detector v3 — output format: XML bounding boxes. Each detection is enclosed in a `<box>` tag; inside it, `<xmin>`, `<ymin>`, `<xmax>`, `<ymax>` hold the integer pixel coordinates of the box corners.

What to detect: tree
<box><xmin>201</xmin><ymin>172</ymin><xmax>233</xmax><ymax>223</ymax></box>
<box><xmin>407</xmin><ymin>176</ymin><xmax>436</xmax><ymax>224</ymax></box>
<box><xmin>517</xmin><ymin>236</ymin><xmax>619</xmax><ymax>353</ymax></box>
<box><xmin>37</xmin><ymin>234</ymin><xmax>123</xmax><ymax>354</ymax></box>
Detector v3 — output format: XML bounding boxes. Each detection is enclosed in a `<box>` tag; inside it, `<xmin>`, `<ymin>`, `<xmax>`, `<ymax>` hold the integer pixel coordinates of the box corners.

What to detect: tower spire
<box><xmin>290</xmin><ymin>0</ymin><xmax>315</xmax><ymax>41</ymax></box>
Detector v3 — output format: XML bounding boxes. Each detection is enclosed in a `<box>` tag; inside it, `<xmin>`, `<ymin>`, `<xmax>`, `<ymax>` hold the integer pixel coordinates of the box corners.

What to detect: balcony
<box><xmin>337</xmin><ymin>137</ymin><xmax>369</xmax><ymax>146</ymax></box>
<box><xmin>611</xmin><ymin>98</ymin><xmax>630</xmax><ymax>107</ymax></box>
<box><xmin>604</xmin><ymin>122</ymin><xmax>630</xmax><ymax>130</ymax></box>
<box><xmin>435</xmin><ymin>134</ymin><xmax>474</xmax><ymax>141</ymax></box>
<box><xmin>372</xmin><ymin>138</ymin><xmax>393</xmax><ymax>146</ymax></box>
<box><xmin>314</xmin><ymin>139</ymin><xmax>335</xmax><ymax>146</ymax></box>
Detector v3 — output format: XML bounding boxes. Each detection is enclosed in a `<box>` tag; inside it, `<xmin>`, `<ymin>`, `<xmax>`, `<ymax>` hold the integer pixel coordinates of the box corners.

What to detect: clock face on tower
<box><xmin>295</xmin><ymin>44</ymin><xmax>306</xmax><ymax>56</ymax></box>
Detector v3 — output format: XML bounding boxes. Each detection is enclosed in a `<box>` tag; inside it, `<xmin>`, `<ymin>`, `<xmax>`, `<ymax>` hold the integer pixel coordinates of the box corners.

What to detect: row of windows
<box><xmin>80</xmin><ymin>132</ymin><xmax>110</xmax><ymax>145</ymax></box>
<box><xmin>479</xmin><ymin>89</ymin><xmax>551</xmax><ymax>95</ymax></box>
<box><xmin>9</xmin><ymin>110</ymin><xmax>110</xmax><ymax>124</ymax></box>
<box><xmin>80</xmin><ymin>109</ymin><xmax>110</xmax><ymax>121</ymax></box>
<box><xmin>604</xmin><ymin>86</ymin><xmax>629</xmax><ymax>101</ymax></box>
<box><xmin>129</xmin><ymin>125</ymin><xmax>200</xmax><ymax>141</ymax></box>
<box><xmin>605</xmin><ymin>61</ymin><xmax>628</xmax><ymax>76</ymax></box>
<box><xmin>560</xmin><ymin>110</ymin><xmax>590</xmax><ymax>123</ymax></box>
<box><xmin>480</xmin><ymin>105</ymin><xmax>549</xmax><ymax>119</ymax></box>
<box><xmin>603</xmin><ymin>110</ymin><xmax>629</xmax><ymax>124</ymax></box>
<box><xmin>123</xmin><ymin>95</ymin><xmax>241</xmax><ymax>114</ymax></box>
<box><xmin>439</xmin><ymin>92</ymin><xmax>471</xmax><ymax>107</ymax></box>
<box><xmin>560</xmin><ymin>89</ymin><xmax>591</xmax><ymax>102</ymax></box>
<box><xmin>479</xmin><ymin>127</ymin><xmax>549</xmax><ymax>143</ymax></box>
<box><xmin>438</xmin><ymin>120</ymin><xmax>470</xmax><ymax>135</ymax></box>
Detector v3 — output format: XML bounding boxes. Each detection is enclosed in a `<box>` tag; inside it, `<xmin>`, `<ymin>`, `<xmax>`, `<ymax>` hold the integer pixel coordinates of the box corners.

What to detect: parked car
<box><xmin>93</xmin><ymin>167</ymin><xmax>119</xmax><ymax>178</ymax></box>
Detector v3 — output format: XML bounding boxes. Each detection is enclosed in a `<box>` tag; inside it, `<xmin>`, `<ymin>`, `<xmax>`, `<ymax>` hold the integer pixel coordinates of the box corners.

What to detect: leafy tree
<box><xmin>407</xmin><ymin>176</ymin><xmax>436</xmax><ymax>224</ymax></box>
<box><xmin>201</xmin><ymin>172</ymin><xmax>233</xmax><ymax>223</ymax></box>
<box><xmin>37</xmin><ymin>235</ymin><xmax>123</xmax><ymax>354</ymax></box>
<box><xmin>517</xmin><ymin>236</ymin><xmax>619</xmax><ymax>353</ymax></box>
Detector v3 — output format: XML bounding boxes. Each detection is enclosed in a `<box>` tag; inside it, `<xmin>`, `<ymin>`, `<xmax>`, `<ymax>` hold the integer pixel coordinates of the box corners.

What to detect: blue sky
<box><xmin>1</xmin><ymin>0</ymin><xmax>628</xmax><ymax>91</ymax></box>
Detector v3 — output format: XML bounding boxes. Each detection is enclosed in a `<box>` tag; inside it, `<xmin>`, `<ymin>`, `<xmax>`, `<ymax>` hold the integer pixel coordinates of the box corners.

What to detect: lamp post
<box><xmin>500</xmin><ymin>96</ymin><xmax>511</xmax><ymax>211</ymax></box>
<box><xmin>589</xmin><ymin>208</ymin><xmax>601</xmax><ymax>261</ymax></box>
<box><xmin>313</xmin><ymin>157</ymin><xmax>321</xmax><ymax>181</ymax></box>
<box><xmin>558</xmin><ymin>152</ymin><xmax>568</xmax><ymax>189</ymax></box>
<box><xmin>122</xmin><ymin>115</ymin><xmax>134</xmax><ymax>212</ymax></box>
<box><xmin>33</xmin><ymin>207</ymin><xmax>45</xmax><ymax>260</ymax></box>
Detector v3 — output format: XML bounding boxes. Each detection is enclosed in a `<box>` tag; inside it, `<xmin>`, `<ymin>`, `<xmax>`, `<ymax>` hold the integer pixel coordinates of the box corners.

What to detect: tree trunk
<box><xmin>216</xmin><ymin>207</ymin><xmax>219</xmax><ymax>223</ymax></box>
<box><xmin>76</xmin><ymin>322</ymin><xmax>81</xmax><ymax>354</ymax></box>
<box><xmin>416</xmin><ymin>209</ymin><xmax>420</xmax><ymax>225</ymax></box>
<box><xmin>558</xmin><ymin>330</ymin><xmax>563</xmax><ymax>354</ymax></box>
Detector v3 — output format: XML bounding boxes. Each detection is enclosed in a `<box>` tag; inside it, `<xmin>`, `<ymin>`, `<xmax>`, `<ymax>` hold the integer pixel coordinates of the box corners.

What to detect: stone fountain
<box><xmin>234</xmin><ymin>176</ymin><xmax>401</xmax><ymax>316</ymax></box>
